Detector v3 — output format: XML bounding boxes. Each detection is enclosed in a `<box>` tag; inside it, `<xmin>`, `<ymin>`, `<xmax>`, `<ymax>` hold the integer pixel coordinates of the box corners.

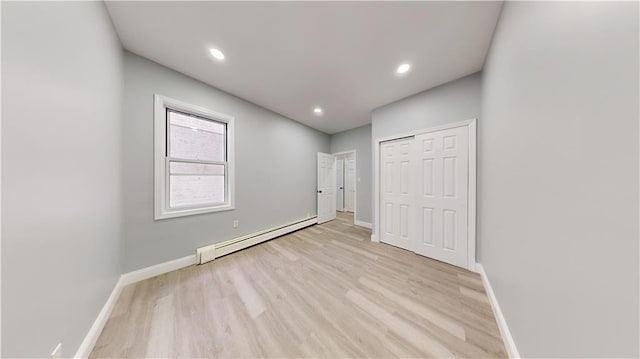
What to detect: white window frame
<box><xmin>154</xmin><ymin>94</ymin><xmax>235</xmax><ymax>220</ymax></box>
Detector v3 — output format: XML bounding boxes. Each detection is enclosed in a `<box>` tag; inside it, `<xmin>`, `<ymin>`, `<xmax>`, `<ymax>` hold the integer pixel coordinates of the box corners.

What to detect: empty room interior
<box><xmin>2</xmin><ymin>1</ymin><xmax>639</xmax><ymax>358</ymax></box>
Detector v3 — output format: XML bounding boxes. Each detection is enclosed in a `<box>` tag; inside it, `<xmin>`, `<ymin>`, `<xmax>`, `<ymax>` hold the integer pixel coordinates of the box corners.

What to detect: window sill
<box><xmin>154</xmin><ymin>203</ymin><xmax>234</xmax><ymax>220</ymax></box>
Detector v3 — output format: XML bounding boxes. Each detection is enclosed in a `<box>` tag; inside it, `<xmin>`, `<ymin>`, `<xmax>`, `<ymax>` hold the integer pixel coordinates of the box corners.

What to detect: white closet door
<box><xmin>380</xmin><ymin>138</ymin><xmax>414</xmax><ymax>251</ymax></box>
<box><xmin>336</xmin><ymin>159</ymin><xmax>345</xmax><ymax>211</ymax></box>
<box><xmin>317</xmin><ymin>152</ymin><xmax>336</xmax><ymax>224</ymax></box>
<box><xmin>414</xmin><ymin>126</ymin><xmax>469</xmax><ymax>267</ymax></box>
<box><xmin>346</xmin><ymin>157</ymin><xmax>356</xmax><ymax>212</ymax></box>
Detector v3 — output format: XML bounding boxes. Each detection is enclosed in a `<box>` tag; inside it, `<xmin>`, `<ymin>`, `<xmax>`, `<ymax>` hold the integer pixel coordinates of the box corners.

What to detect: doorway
<box><xmin>334</xmin><ymin>151</ymin><xmax>356</xmax><ymax>215</ymax></box>
<box><xmin>317</xmin><ymin>150</ymin><xmax>357</xmax><ymax>225</ymax></box>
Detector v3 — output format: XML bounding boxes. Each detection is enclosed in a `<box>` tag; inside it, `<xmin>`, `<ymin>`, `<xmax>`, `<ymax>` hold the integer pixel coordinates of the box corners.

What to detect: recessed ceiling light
<box><xmin>396</xmin><ymin>63</ymin><xmax>411</xmax><ymax>74</ymax></box>
<box><xmin>313</xmin><ymin>107</ymin><xmax>323</xmax><ymax>115</ymax></box>
<box><xmin>209</xmin><ymin>48</ymin><xmax>225</xmax><ymax>60</ymax></box>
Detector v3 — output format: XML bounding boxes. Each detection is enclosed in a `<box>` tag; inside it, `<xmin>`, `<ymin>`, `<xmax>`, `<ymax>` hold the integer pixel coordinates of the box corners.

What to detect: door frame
<box><xmin>332</xmin><ymin>150</ymin><xmax>357</xmax><ymax>224</ymax></box>
<box><xmin>372</xmin><ymin>119</ymin><xmax>477</xmax><ymax>272</ymax></box>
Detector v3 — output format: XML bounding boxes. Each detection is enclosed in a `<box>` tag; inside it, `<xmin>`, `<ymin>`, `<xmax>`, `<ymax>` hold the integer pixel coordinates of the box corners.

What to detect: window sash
<box><xmin>166</xmin><ymin>108</ymin><xmax>227</xmax><ymax>163</ymax></box>
<box><xmin>165</xmin><ymin>108</ymin><xmax>228</xmax><ymax>211</ymax></box>
<box><xmin>165</xmin><ymin>158</ymin><xmax>228</xmax><ymax>209</ymax></box>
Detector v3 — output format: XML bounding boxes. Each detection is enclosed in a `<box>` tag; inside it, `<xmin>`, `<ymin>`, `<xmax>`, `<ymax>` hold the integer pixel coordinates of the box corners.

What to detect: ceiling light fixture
<box><xmin>313</xmin><ymin>107</ymin><xmax>323</xmax><ymax>116</ymax></box>
<box><xmin>209</xmin><ymin>47</ymin><xmax>225</xmax><ymax>61</ymax></box>
<box><xmin>396</xmin><ymin>63</ymin><xmax>411</xmax><ymax>74</ymax></box>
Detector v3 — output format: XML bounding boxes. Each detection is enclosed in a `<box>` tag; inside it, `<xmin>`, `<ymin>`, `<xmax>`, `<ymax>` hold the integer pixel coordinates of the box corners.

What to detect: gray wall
<box><xmin>479</xmin><ymin>2</ymin><xmax>639</xmax><ymax>357</ymax></box>
<box><xmin>122</xmin><ymin>52</ymin><xmax>330</xmax><ymax>272</ymax></box>
<box><xmin>371</xmin><ymin>72</ymin><xmax>482</xmax><ymax>232</ymax></box>
<box><xmin>2</xmin><ymin>2</ymin><xmax>123</xmax><ymax>357</ymax></box>
<box><xmin>330</xmin><ymin>125</ymin><xmax>372</xmax><ymax>224</ymax></box>
<box><xmin>371</xmin><ymin>72</ymin><xmax>481</xmax><ymax>143</ymax></box>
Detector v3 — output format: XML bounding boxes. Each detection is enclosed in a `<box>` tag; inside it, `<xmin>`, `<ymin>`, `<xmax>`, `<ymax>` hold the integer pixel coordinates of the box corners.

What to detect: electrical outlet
<box><xmin>50</xmin><ymin>343</ymin><xmax>62</xmax><ymax>359</ymax></box>
<box><xmin>233</xmin><ymin>220</ymin><xmax>239</xmax><ymax>228</ymax></box>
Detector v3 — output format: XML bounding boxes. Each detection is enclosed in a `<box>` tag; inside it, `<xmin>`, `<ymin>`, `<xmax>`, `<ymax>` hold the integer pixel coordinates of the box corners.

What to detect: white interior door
<box><xmin>380</xmin><ymin>138</ymin><xmax>414</xmax><ymax>251</ymax></box>
<box><xmin>346</xmin><ymin>157</ymin><xmax>356</xmax><ymax>212</ymax></box>
<box><xmin>336</xmin><ymin>159</ymin><xmax>345</xmax><ymax>211</ymax></box>
<box><xmin>317</xmin><ymin>152</ymin><xmax>336</xmax><ymax>224</ymax></box>
<box><xmin>414</xmin><ymin>126</ymin><xmax>469</xmax><ymax>267</ymax></box>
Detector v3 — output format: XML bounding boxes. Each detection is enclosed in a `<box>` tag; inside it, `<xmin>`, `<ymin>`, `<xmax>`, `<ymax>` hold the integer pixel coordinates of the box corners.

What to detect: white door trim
<box><xmin>332</xmin><ymin>150</ymin><xmax>357</xmax><ymax>224</ymax></box>
<box><xmin>373</xmin><ymin>119</ymin><xmax>477</xmax><ymax>272</ymax></box>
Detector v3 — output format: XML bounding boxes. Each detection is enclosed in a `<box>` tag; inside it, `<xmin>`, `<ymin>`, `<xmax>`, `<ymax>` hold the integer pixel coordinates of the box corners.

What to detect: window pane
<box><xmin>169</xmin><ymin>162</ymin><xmax>225</xmax><ymax>208</ymax></box>
<box><xmin>168</xmin><ymin>110</ymin><xmax>225</xmax><ymax>161</ymax></box>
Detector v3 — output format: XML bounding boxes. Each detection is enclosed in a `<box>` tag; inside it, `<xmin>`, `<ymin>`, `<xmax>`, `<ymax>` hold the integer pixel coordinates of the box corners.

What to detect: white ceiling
<box><xmin>106</xmin><ymin>1</ymin><xmax>502</xmax><ymax>134</ymax></box>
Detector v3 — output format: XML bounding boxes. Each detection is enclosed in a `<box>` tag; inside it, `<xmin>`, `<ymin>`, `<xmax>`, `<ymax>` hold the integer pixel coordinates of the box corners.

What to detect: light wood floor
<box><xmin>91</xmin><ymin>212</ymin><xmax>507</xmax><ymax>358</ymax></box>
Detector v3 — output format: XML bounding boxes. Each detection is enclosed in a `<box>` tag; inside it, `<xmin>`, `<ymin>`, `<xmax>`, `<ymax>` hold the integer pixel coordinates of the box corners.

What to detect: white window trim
<box><xmin>154</xmin><ymin>94</ymin><xmax>235</xmax><ymax>220</ymax></box>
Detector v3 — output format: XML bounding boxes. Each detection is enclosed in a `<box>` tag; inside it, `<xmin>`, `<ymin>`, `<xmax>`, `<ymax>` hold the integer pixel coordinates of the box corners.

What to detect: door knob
<box><xmin>317</xmin><ymin>190</ymin><xmax>323</xmax><ymax>193</ymax></box>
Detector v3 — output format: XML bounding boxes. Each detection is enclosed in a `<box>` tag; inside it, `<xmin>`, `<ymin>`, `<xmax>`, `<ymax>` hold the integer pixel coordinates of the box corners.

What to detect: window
<box><xmin>154</xmin><ymin>95</ymin><xmax>235</xmax><ymax>219</ymax></box>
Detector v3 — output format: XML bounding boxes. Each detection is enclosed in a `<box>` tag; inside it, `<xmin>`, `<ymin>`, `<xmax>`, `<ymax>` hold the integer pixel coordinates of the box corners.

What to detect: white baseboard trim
<box><xmin>476</xmin><ymin>263</ymin><xmax>521</xmax><ymax>359</ymax></box>
<box><xmin>370</xmin><ymin>234</ymin><xmax>379</xmax><ymax>242</ymax></box>
<box><xmin>120</xmin><ymin>254</ymin><xmax>197</xmax><ymax>286</ymax></box>
<box><xmin>74</xmin><ymin>254</ymin><xmax>197</xmax><ymax>358</ymax></box>
<box><xmin>74</xmin><ymin>276</ymin><xmax>125</xmax><ymax>358</ymax></box>
<box><xmin>354</xmin><ymin>220</ymin><xmax>372</xmax><ymax>229</ymax></box>
<box><xmin>198</xmin><ymin>216</ymin><xmax>318</xmax><ymax>264</ymax></box>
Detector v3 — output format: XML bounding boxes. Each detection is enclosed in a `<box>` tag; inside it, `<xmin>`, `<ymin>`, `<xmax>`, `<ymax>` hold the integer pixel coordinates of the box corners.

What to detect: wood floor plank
<box><xmin>227</xmin><ymin>266</ymin><xmax>266</xmax><ymax>320</ymax></box>
<box><xmin>90</xmin><ymin>212</ymin><xmax>507</xmax><ymax>358</ymax></box>
<box><xmin>358</xmin><ymin>276</ymin><xmax>467</xmax><ymax>341</ymax></box>
<box><xmin>145</xmin><ymin>294</ymin><xmax>175</xmax><ymax>357</ymax></box>
<box><xmin>346</xmin><ymin>289</ymin><xmax>456</xmax><ymax>358</ymax></box>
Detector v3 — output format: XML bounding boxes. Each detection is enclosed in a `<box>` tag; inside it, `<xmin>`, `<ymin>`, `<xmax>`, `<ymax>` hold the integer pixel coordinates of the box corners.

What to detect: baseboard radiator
<box><xmin>197</xmin><ymin>216</ymin><xmax>318</xmax><ymax>264</ymax></box>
